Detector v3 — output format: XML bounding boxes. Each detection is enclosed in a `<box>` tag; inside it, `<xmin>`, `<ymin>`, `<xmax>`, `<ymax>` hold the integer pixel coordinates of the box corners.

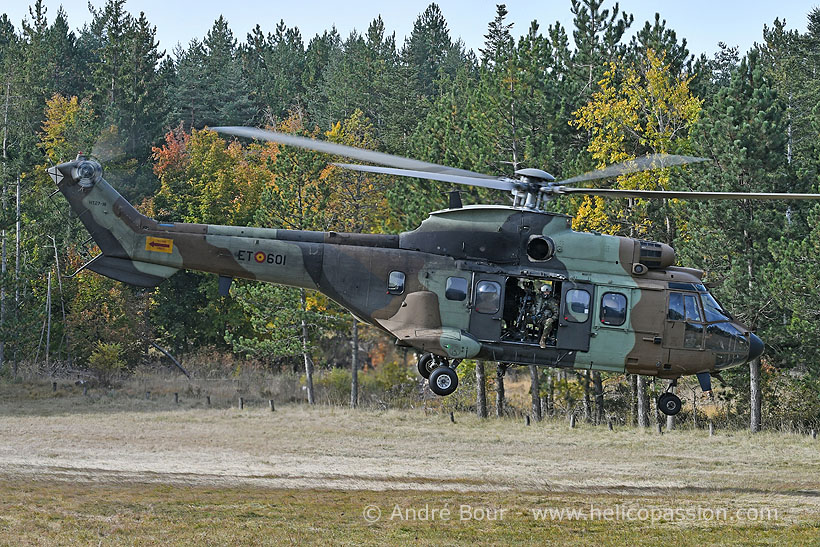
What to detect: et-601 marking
<box><xmin>236</xmin><ymin>250</ymin><xmax>287</xmax><ymax>266</ymax></box>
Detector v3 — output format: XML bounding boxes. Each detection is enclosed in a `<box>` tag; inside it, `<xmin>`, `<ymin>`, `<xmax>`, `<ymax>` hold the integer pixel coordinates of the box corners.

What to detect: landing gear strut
<box><xmin>417</xmin><ymin>353</ymin><xmax>437</xmax><ymax>379</ymax></box>
<box><xmin>657</xmin><ymin>378</ymin><xmax>682</xmax><ymax>416</ymax></box>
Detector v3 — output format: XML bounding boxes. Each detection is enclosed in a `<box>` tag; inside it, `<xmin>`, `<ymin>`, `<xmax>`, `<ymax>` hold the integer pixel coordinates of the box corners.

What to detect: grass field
<box><xmin>0</xmin><ymin>381</ymin><xmax>819</xmax><ymax>544</ymax></box>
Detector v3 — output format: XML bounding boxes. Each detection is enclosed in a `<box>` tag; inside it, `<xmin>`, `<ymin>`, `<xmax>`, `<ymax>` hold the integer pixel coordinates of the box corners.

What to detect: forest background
<box><xmin>1</xmin><ymin>0</ymin><xmax>819</xmax><ymax>432</ymax></box>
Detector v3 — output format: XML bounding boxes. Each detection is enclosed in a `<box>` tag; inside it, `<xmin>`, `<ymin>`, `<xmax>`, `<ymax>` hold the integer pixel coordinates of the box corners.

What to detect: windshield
<box><xmin>701</xmin><ymin>292</ymin><xmax>732</xmax><ymax>323</ymax></box>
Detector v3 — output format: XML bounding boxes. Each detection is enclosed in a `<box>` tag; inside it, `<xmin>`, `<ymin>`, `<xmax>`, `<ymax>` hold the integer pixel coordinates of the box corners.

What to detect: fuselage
<box><xmin>50</xmin><ymin>158</ymin><xmax>762</xmax><ymax>379</ymax></box>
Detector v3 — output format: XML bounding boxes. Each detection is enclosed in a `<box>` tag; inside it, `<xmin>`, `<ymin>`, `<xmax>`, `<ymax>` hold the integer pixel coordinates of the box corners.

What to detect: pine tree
<box><xmin>628</xmin><ymin>12</ymin><xmax>693</xmax><ymax>75</ymax></box>
<box><xmin>168</xmin><ymin>17</ymin><xmax>254</xmax><ymax>129</ymax></box>
<box><xmin>402</xmin><ymin>3</ymin><xmax>455</xmax><ymax>99</ymax></box>
<box><xmin>242</xmin><ymin>20</ymin><xmax>306</xmax><ymax>122</ymax></box>
<box><xmin>480</xmin><ymin>4</ymin><xmax>514</xmax><ymax>68</ymax></box>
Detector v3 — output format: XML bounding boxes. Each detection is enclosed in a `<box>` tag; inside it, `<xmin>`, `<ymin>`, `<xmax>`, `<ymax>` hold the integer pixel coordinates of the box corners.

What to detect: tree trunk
<box><xmin>630</xmin><ymin>374</ymin><xmax>638</xmax><ymax>426</ymax></box>
<box><xmin>637</xmin><ymin>375</ymin><xmax>649</xmax><ymax>428</ymax></box>
<box><xmin>529</xmin><ymin>365</ymin><xmax>541</xmax><ymax>422</ymax></box>
<box><xmin>750</xmin><ymin>358</ymin><xmax>762</xmax><ymax>432</ymax></box>
<box><xmin>691</xmin><ymin>388</ymin><xmax>698</xmax><ymax>429</ymax></box>
<box><xmin>476</xmin><ymin>361</ymin><xmax>487</xmax><ymax>418</ymax></box>
<box><xmin>45</xmin><ymin>270</ymin><xmax>51</xmax><ymax>373</ymax></box>
<box><xmin>495</xmin><ymin>363</ymin><xmax>506</xmax><ymax>417</ymax></box>
<box><xmin>0</xmin><ymin>182</ymin><xmax>5</xmax><ymax>373</ymax></box>
<box><xmin>592</xmin><ymin>371</ymin><xmax>604</xmax><ymax>425</ymax></box>
<box><xmin>299</xmin><ymin>288</ymin><xmax>315</xmax><ymax>405</ymax></box>
<box><xmin>350</xmin><ymin>316</ymin><xmax>358</xmax><ymax>408</ymax></box>
<box><xmin>582</xmin><ymin>370</ymin><xmax>591</xmax><ymax>422</ymax></box>
<box><xmin>13</xmin><ymin>177</ymin><xmax>19</xmax><ymax>376</ymax></box>
<box><xmin>547</xmin><ymin>370</ymin><xmax>555</xmax><ymax>416</ymax></box>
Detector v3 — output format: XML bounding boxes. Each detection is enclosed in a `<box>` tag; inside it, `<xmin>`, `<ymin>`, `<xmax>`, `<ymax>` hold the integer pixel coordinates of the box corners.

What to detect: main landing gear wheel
<box><xmin>429</xmin><ymin>366</ymin><xmax>459</xmax><ymax>396</ymax></box>
<box><xmin>417</xmin><ymin>353</ymin><xmax>437</xmax><ymax>379</ymax></box>
<box><xmin>658</xmin><ymin>392</ymin><xmax>682</xmax><ymax>416</ymax></box>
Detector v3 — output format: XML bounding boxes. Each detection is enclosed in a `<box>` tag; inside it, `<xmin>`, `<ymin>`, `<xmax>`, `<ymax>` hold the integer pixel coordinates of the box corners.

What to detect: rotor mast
<box><xmin>512</xmin><ymin>168</ymin><xmax>555</xmax><ymax>211</ymax></box>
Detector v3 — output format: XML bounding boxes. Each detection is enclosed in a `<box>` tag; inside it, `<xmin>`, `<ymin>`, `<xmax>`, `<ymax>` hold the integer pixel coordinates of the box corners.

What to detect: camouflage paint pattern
<box><xmin>50</xmin><ymin>158</ymin><xmax>762</xmax><ymax>381</ymax></box>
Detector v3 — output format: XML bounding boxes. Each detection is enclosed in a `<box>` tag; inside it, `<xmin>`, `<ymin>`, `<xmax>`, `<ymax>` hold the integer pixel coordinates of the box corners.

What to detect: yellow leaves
<box><xmin>570</xmin><ymin>50</ymin><xmax>703</xmax><ymax>238</ymax></box>
<box><xmin>40</xmin><ymin>94</ymin><xmax>97</xmax><ymax>164</ymax></box>
<box><xmin>572</xmin><ymin>50</ymin><xmax>702</xmax><ymax>167</ymax></box>
<box><xmin>572</xmin><ymin>195</ymin><xmax>619</xmax><ymax>234</ymax></box>
<box><xmin>322</xmin><ymin>109</ymin><xmax>393</xmax><ymax>234</ymax></box>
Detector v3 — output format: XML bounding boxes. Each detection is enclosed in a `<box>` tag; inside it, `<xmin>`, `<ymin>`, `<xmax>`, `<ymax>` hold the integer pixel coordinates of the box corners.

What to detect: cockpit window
<box><xmin>668</xmin><ymin>292</ymin><xmax>684</xmax><ymax>321</ymax></box>
<box><xmin>702</xmin><ymin>292</ymin><xmax>731</xmax><ymax>323</ymax></box>
<box><xmin>684</xmin><ymin>294</ymin><xmax>702</xmax><ymax>322</ymax></box>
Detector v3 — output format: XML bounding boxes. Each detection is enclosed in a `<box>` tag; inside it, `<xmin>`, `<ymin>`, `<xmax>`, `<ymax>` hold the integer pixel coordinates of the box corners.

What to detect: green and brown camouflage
<box><xmin>49</xmin><ymin>156</ymin><xmax>762</xmax><ymax>392</ymax></box>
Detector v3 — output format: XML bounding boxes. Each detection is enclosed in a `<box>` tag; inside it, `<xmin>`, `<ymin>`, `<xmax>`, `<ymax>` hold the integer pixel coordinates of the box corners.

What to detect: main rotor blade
<box><xmin>212</xmin><ymin>126</ymin><xmax>496</xmax><ymax>180</ymax></box>
<box><xmin>333</xmin><ymin>163</ymin><xmax>516</xmax><ymax>192</ymax></box>
<box><xmin>558</xmin><ymin>154</ymin><xmax>709</xmax><ymax>185</ymax></box>
<box><xmin>554</xmin><ymin>187</ymin><xmax>820</xmax><ymax>200</ymax></box>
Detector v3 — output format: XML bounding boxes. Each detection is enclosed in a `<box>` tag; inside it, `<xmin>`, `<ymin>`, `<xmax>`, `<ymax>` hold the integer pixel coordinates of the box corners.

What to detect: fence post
<box><xmin>269</xmin><ymin>399</ymin><xmax>275</xmax><ymax>412</ymax></box>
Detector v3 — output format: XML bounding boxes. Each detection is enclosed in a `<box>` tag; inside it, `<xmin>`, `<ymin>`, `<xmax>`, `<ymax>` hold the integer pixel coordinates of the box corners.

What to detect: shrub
<box><xmin>88</xmin><ymin>341</ymin><xmax>125</xmax><ymax>386</ymax></box>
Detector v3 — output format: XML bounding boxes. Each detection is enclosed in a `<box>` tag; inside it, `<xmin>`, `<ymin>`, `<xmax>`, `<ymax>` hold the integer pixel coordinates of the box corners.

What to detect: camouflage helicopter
<box><xmin>48</xmin><ymin>127</ymin><xmax>820</xmax><ymax>415</ymax></box>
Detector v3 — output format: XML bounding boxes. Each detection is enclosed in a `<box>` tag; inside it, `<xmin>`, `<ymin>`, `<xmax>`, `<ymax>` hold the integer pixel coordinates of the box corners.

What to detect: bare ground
<box><xmin>1</xmin><ymin>388</ymin><xmax>819</xmax><ymax>509</ymax></box>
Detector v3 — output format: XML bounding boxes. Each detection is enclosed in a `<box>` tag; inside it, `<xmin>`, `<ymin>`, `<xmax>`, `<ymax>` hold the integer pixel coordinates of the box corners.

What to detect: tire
<box><xmin>658</xmin><ymin>393</ymin><xmax>682</xmax><ymax>416</ymax></box>
<box><xmin>417</xmin><ymin>353</ymin><xmax>436</xmax><ymax>379</ymax></box>
<box><xmin>429</xmin><ymin>366</ymin><xmax>459</xmax><ymax>396</ymax></box>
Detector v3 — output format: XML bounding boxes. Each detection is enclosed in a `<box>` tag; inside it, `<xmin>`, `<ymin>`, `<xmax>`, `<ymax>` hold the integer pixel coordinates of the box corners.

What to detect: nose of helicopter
<box><xmin>748</xmin><ymin>333</ymin><xmax>764</xmax><ymax>362</ymax></box>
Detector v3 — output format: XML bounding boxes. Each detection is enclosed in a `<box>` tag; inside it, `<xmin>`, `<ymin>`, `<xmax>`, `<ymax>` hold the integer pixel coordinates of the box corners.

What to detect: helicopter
<box><xmin>47</xmin><ymin>126</ymin><xmax>820</xmax><ymax>416</ymax></box>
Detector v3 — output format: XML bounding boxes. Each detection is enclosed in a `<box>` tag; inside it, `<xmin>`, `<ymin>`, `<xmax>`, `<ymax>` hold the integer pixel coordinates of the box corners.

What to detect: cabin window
<box><xmin>387</xmin><ymin>271</ymin><xmax>405</xmax><ymax>295</ymax></box>
<box><xmin>600</xmin><ymin>292</ymin><xmax>627</xmax><ymax>326</ymax></box>
<box><xmin>475</xmin><ymin>281</ymin><xmax>502</xmax><ymax>314</ymax></box>
<box><xmin>564</xmin><ymin>289</ymin><xmax>590</xmax><ymax>323</ymax></box>
<box><xmin>445</xmin><ymin>276</ymin><xmax>468</xmax><ymax>301</ymax></box>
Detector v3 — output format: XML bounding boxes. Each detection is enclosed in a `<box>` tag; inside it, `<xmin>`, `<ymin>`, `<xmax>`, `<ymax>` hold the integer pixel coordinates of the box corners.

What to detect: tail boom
<box><xmin>50</xmin><ymin>157</ymin><xmax>323</xmax><ymax>290</ymax></box>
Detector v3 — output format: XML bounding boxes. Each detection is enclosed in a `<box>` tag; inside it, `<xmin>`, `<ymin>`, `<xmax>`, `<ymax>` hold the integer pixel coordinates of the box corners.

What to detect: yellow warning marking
<box><xmin>145</xmin><ymin>236</ymin><xmax>173</xmax><ymax>253</ymax></box>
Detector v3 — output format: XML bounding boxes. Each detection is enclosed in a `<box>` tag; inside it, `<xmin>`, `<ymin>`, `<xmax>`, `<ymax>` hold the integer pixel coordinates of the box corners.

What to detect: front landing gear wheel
<box><xmin>417</xmin><ymin>353</ymin><xmax>437</xmax><ymax>379</ymax></box>
<box><xmin>429</xmin><ymin>366</ymin><xmax>458</xmax><ymax>396</ymax></box>
<box><xmin>658</xmin><ymin>393</ymin><xmax>682</xmax><ymax>416</ymax></box>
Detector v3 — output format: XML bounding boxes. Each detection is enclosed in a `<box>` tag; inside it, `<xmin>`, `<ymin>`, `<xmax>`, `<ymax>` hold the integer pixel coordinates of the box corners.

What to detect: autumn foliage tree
<box><xmin>571</xmin><ymin>49</ymin><xmax>702</xmax><ymax>240</ymax></box>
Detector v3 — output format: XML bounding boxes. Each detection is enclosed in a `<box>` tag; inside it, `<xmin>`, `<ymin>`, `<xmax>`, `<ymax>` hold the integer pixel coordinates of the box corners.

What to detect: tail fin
<box><xmin>49</xmin><ymin>156</ymin><xmax>178</xmax><ymax>287</ymax></box>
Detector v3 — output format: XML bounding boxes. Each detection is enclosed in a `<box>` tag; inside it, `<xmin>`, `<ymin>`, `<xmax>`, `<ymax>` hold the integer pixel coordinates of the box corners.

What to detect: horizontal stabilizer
<box><xmin>85</xmin><ymin>255</ymin><xmax>178</xmax><ymax>287</ymax></box>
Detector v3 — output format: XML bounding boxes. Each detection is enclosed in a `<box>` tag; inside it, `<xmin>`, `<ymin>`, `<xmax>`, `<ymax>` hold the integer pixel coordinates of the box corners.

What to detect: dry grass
<box><xmin>1</xmin><ymin>482</ymin><xmax>818</xmax><ymax>546</ymax></box>
<box><xmin>0</xmin><ymin>381</ymin><xmax>819</xmax><ymax>543</ymax></box>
